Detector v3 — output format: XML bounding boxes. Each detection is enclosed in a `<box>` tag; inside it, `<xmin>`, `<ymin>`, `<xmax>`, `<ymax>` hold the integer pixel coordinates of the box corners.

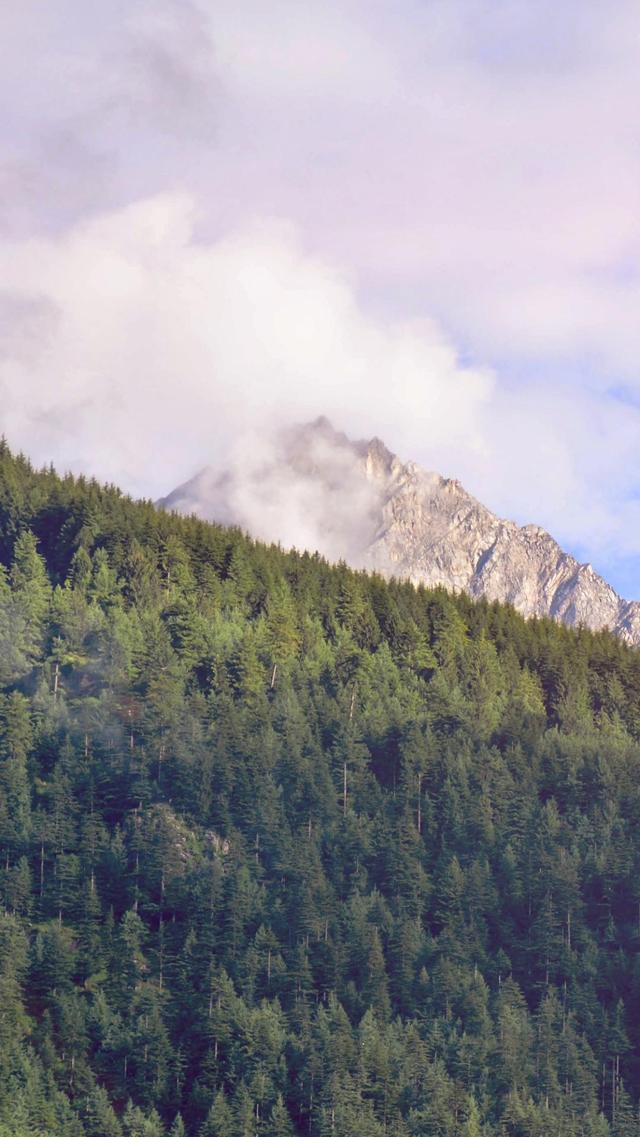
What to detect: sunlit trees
<box><xmin>0</xmin><ymin>443</ymin><xmax>638</xmax><ymax>1134</ymax></box>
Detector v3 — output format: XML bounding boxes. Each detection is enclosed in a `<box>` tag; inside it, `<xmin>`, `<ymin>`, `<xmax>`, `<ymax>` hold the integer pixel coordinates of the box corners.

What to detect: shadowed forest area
<box><xmin>1</xmin><ymin>441</ymin><xmax>640</xmax><ymax>1135</ymax></box>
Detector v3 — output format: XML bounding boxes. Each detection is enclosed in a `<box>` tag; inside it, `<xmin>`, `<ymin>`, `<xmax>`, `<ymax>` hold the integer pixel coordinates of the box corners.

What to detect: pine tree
<box><xmin>0</xmin><ymin>692</ymin><xmax>32</xmax><ymax>853</ymax></box>
<box><xmin>265</xmin><ymin>1094</ymin><xmax>295</xmax><ymax>1137</ymax></box>
<box><xmin>10</xmin><ymin>530</ymin><xmax>50</xmax><ymax>661</ymax></box>
<box><xmin>198</xmin><ymin>1091</ymin><xmax>234</xmax><ymax>1137</ymax></box>
<box><xmin>83</xmin><ymin>1085</ymin><xmax>123</xmax><ymax>1137</ymax></box>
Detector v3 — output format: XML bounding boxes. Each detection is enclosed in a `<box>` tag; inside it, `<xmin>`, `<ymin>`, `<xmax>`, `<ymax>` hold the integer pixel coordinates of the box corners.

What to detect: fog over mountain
<box><xmin>160</xmin><ymin>416</ymin><xmax>640</xmax><ymax>644</ymax></box>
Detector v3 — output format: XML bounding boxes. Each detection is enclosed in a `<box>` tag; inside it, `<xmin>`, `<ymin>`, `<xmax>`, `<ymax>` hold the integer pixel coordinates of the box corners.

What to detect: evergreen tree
<box><xmin>0</xmin><ymin>443</ymin><xmax>638</xmax><ymax>1135</ymax></box>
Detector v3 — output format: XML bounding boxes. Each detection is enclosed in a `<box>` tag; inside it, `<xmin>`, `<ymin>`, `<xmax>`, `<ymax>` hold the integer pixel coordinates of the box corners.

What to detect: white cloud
<box><xmin>0</xmin><ymin>193</ymin><xmax>491</xmax><ymax>497</ymax></box>
<box><xmin>2</xmin><ymin>191</ymin><xmax>640</xmax><ymax>582</ymax></box>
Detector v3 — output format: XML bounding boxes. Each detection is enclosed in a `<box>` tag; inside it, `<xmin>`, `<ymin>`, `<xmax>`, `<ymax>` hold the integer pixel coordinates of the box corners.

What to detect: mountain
<box><xmin>3</xmin><ymin>441</ymin><xmax>640</xmax><ymax>1135</ymax></box>
<box><xmin>160</xmin><ymin>416</ymin><xmax>640</xmax><ymax>643</ymax></box>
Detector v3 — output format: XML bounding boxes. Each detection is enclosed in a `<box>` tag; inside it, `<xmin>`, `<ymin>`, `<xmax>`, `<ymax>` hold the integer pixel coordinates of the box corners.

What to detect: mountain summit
<box><xmin>159</xmin><ymin>417</ymin><xmax>640</xmax><ymax>643</ymax></box>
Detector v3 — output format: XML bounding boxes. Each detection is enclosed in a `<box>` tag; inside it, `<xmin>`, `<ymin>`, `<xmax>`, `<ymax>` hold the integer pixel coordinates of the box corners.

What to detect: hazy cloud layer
<box><xmin>2</xmin><ymin>1</ymin><xmax>640</xmax><ymax>592</ymax></box>
<box><xmin>0</xmin><ymin>194</ymin><xmax>491</xmax><ymax>494</ymax></box>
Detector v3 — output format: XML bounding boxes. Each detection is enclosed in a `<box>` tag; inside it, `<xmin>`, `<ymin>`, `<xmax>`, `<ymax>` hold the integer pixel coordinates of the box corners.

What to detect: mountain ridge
<box><xmin>159</xmin><ymin>416</ymin><xmax>640</xmax><ymax>644</ymax></box>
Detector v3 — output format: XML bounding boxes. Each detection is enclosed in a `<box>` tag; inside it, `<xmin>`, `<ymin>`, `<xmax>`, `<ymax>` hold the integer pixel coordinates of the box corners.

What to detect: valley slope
<box><xmin>1</xmin><ymin>441</ymin><xmax>640</xmax><ymax>1136</ymax></box>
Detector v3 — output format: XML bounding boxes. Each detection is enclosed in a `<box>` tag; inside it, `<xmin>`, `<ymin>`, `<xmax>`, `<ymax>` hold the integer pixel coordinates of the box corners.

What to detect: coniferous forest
<box><xmin>3</xmin><ymin>440</ymin><xmax>640</xmax><ymax>1137</ymax></box>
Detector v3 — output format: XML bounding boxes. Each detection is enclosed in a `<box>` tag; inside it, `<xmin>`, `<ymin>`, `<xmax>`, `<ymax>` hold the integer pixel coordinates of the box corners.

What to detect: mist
<box><xmin>161</xmin><ymin>418</ymin><xmax>399</xmax><ymax>565</ymax></box>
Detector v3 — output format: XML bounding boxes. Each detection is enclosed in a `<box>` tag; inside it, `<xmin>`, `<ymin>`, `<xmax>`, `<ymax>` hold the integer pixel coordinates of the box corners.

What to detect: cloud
<box><xmin>117</xmin><ymin>0</ymin><xmax>219</xmax><ymax>137</ymax></box>
<box><xmin>0</xmin><ymin>0</ymin><xmax>218</xmax><ymax>236</ymax></box>
<box><xmin>0</xmin><ymin>192</ymin><xmax>491</xmax><ymax>497</ymax></box>
<box><xmin>198</xmin><ymin>0</ymin><xmax>640</xmax><ymax>377</ymax></box>
<box><xmin>2</xmin><ymin>191</ymin><xmax>640</xmax><ymax>585</ymax></box>
<box><xmin>4</xmin><ymin>0</ymin><xmax>640</xmax><ymax>380</ymax></box>
<box><xmin>165</xmin><ymin>420</ymin><xmax>389</xmax><ymax>566</ymax></box>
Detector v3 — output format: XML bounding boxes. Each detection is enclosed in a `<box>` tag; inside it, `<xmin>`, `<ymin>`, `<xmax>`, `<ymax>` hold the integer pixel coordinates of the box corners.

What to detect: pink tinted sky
<box><xmin>2</xmin><ymin>0</ymin><xmax>640</xmax><ymax>594</ymax></box>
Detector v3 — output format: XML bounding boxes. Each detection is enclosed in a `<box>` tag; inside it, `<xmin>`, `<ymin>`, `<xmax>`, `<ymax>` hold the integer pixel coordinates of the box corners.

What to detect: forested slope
<box><xmin>1</xmin><ymin>441</ymin><xmax>640</xmax><ymax>1136</ymax></box>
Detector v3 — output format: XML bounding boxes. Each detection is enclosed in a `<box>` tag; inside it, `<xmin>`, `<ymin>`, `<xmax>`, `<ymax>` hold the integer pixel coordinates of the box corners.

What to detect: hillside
<box><xmin>1</xmin><ymin>440</ymin><xmax>640</xmax><ymax>1136</ymax></box>
<box><xmin>160</xmin><ymin>417</ymin><xmax>640</xmax><ymax>644</ymax></box>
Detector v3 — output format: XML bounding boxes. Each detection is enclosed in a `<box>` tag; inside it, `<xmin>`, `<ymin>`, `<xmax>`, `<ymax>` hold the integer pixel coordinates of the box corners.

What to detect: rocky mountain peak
<box><xmin>159</xmin><ymin>418</ymin><xmax>640</xmax><ymax>644</ymax></box>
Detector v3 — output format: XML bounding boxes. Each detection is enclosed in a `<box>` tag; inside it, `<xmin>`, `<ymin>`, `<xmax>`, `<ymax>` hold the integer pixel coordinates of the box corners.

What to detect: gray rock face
<box><xmin>159</xmin><ymin>417</ymin><xmax>640</xmax><ymax>643</ymax></box>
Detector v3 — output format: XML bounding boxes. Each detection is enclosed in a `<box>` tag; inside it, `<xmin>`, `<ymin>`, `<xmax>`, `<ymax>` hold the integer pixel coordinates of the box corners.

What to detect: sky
<box><xmin>2</xmin><ymin>1</ymin><xmax>640</xmax><ymax>596</ymax></box>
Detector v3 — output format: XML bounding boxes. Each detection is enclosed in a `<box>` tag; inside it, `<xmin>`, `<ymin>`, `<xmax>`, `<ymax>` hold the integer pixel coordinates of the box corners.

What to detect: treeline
<box><xmin>1</xmin><ymin>439</ymin><xmax>640</xmax><ymax>1135</ymax></box>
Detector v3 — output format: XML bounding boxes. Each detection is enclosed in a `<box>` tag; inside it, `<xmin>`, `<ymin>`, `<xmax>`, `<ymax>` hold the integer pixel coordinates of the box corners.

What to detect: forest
<box><xmin>1</xmin><ymin>439</ymin><xmax>640</xmax><ymax>1136</ymax></box>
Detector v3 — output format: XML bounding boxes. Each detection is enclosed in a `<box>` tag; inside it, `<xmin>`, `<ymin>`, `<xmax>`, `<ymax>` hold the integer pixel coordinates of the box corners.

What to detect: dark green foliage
<box><xmin>0</xmin><ymin>442</ymin><xmax>640</xmax><ymax>1134</ymax></box>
